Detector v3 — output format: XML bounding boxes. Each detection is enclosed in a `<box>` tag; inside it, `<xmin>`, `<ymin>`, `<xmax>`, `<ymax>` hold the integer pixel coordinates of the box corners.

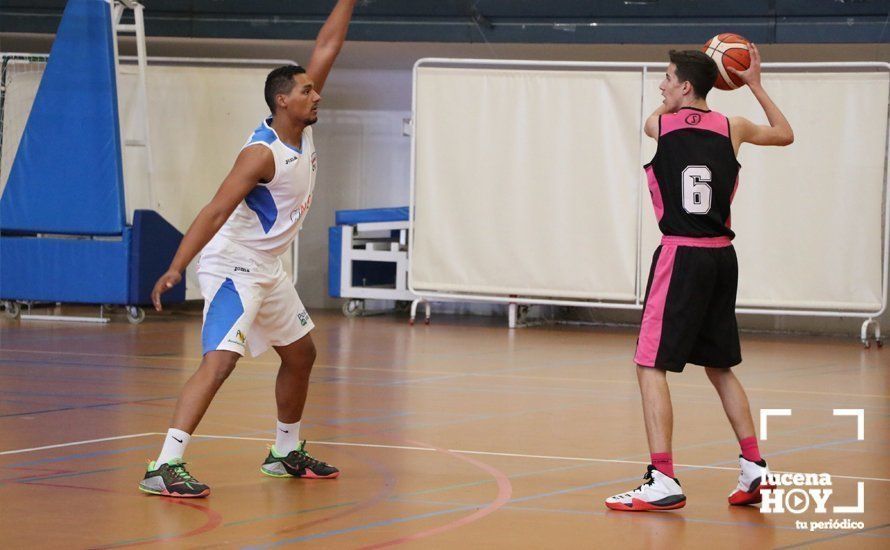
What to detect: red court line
<box><xmin>92</xmin><ymin>498</ymin><xmax>223</xmax><ymax>549</ymax></box>
<box><xmin>274</xmin><ymin>446</ymin><xmax>398</xmax><ymax>535</ymax></box>
<box><xmin>359</xmin><ymin>441</ymin><xmax>513</xmax><ymax>549</ymax></box>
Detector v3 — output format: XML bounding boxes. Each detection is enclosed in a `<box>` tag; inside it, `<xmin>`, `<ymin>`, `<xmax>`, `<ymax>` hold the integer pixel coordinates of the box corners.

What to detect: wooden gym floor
<box><xmin>0</xmin><ymin>309</ymin><xmax>888</xmax><ymax>548</ymax></box>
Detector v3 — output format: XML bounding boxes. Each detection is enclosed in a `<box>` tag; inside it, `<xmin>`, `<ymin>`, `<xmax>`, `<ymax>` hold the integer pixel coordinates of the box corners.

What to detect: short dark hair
<box><xmin>264</xmin><ymin>65</ymin><xmax>307</xmax><ymax>113</ymax></box>
<box><xmin>669</xmin><ymin>50</ymin><xmax>718</xmax><ymax>99</ymax></box>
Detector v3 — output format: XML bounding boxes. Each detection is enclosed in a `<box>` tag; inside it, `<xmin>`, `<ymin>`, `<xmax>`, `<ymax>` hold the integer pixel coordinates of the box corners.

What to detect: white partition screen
<box><xmin>412</xmin><ymin>65</ymin><xmax>643</xmax><ymax>301</ymax></box>
<box><xmin>410</xmin><ymin>59</ymin><xmax>890</xmax><ymax>320</ymax></box>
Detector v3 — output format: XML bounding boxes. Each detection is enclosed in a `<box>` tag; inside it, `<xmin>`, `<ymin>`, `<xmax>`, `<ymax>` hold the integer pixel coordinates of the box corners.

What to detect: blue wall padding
<box><xmin>0</xmin><ymin>0</ymin><xmax>125</xmax><ymax>235</ymax></box>
<box><xmin>0</xmin><ymin>233</ymin><xmax>129</xmax><ymax>304</ymax></box>
<box><xmin>328</xmin><ymin>226</ymin><xmax>343</xmax><ymax>298</ymax></box>
<box><xmin>128</xmin><ymin>210</ymin><xmax>185</xmax><ymax>305</ymax></box>
<box><xmin>335</xmin><ymin>207</ymin><xmax>409</xmax><ymax>226</ymax></box>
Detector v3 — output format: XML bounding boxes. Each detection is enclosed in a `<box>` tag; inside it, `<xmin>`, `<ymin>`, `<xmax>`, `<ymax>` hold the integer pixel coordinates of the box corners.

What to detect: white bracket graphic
<box><xmin>833</xmin><ymin>482</ymin><xmax>865</xmax><ymax>514</ymax></box>
<box><xmin>832</xmin><ymin>409</ymin><xmax>865</xmax><ymax>440</ymax></box>
<box><xmin>759</xmin><ymin>409</ymin><xmax>792</xmax><ymax>440</ymax></box>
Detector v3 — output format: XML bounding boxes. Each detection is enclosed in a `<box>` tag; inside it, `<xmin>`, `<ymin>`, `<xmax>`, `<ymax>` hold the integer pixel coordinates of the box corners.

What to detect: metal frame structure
<box><xmin>409</xmin><ymin>58</ymin><xmax>890</xmax><ymax>345</ymax></box>
<box><xmin>111</xmin><ymin>0</ymin><xmax>153</xmax><ymax>213</ymax></box>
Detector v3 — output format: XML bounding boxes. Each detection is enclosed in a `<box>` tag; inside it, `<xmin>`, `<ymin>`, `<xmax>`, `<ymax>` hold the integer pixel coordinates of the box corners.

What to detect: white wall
<box><xmin>2</xmin><ymin>33</ymin><xmax>888</xmax><ymax>334</ymax></box>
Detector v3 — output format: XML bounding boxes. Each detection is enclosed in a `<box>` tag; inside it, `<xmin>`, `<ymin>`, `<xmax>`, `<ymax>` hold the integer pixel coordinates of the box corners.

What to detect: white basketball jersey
<box><xmin>217</xmin><ymin>117</ymin><xmax>317</xmax><ymax>257</ymax></box>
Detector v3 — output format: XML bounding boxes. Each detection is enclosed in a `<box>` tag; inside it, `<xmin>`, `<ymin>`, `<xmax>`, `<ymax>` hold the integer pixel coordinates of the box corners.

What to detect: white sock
<box><xmin>156</xmin><ymin>428</ymin><xmax>190</xmax><ymax>466</ymax></box>
<box><xmin>275</xmin><ymin>420</ymin><xmax>301</xmax><ymax>455</ymax></box>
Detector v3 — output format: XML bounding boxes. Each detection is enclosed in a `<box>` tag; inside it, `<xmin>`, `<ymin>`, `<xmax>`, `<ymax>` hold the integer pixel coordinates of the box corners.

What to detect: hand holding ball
<box><xmin>701</xmin><ymin>33</ymin><xmax>753</xmax><ymax>90</ymax></box>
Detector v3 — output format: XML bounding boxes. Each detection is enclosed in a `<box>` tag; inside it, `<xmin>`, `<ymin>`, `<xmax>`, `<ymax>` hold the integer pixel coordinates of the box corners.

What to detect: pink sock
<box><xmin>740</xmin><ymin>436</ymin><xmax>762</xmax><ymax>462</ymax></box>
<box><xmin>651</xmin><ymin>452</ymin><xmax>674</xmax><ymax>478</ymax></box>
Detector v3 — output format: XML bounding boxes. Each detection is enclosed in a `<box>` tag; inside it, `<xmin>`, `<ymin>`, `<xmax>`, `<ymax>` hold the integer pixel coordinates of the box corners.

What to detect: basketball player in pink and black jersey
<box><xmin>605</xmin><ymin>45</ymin><xmax>793</xmax><ymax>511</ymax></box>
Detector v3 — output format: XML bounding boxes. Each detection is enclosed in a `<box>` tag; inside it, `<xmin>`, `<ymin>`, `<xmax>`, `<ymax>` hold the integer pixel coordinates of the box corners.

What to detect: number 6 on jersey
<box><xmin>682</xmin><ymin>165</ymin><xmax>712</xmax><ymax>214</ymax></box>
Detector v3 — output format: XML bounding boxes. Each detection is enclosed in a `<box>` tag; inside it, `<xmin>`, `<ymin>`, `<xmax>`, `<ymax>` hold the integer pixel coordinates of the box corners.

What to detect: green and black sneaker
<box><xmin>260</xmin><ymin>441</ymin><xmax>340</xmax><ymax>479</ymax></box>
<box><xmin>138</xmin><ymin>458</ymin><xmax>210</xmax><ymax>498</ymax></box>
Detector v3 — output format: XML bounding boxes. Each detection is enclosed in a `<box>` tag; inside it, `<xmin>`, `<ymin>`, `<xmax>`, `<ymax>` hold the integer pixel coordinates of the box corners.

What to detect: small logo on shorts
<box><xmin>234</xmin><ymin>266</ymin><xmax>250</xmax><ymax>273</ymax></box>
<box><xmin>685</xmin><ymin>113</ymin><xmax>702</xmax><ymax>125</ymax></box>
<box><xmin>298</xmin><ymin>311</ymin><xmax>309</xmax><ymax>327</ymax></box>
<box><xmin>226</xmin><ymin>330</ymin><xmax>247</xmax><ymax>347</ymax></box>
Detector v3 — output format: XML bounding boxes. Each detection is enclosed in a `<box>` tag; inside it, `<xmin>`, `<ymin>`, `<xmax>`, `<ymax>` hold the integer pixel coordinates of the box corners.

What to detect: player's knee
<box><xmin>202</xmin><ymin>352</ymin><xmax>239</xmax><ymax>384</ymax></box>
<box><xmin>283</xmin><ymin>340</ymin><xmax>316</xmax><ymax>371</ymax></box>
<box><xmin>304</xmin><ymin>339</ymin><xmax>317</xmax><ymax>365</ymax></box>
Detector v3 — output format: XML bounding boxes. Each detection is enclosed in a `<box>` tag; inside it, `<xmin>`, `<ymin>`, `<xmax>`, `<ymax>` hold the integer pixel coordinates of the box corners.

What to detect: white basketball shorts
<box><xmin>196</xmin><ymin>234</ymin><xmax>313</xmax><ymax>357</ymax></box>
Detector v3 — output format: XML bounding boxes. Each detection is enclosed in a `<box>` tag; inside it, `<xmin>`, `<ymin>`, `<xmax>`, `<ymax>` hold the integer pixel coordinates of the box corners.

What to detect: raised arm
<box><xmin>728</xmin><ymin>43</ymin><xmax>794</xmax><ymax>149</ymax></box>
<box><xmin>151</xmin><ymin>146</ymin><xmax>274</xmax><ymax>311</ymax></box>
<box><xmin>644</xmin><ymin>103</ymin><xmax>671</xmax><ymax>140</ymax></box>
<box><xmin>305</xmin><ymin>0</ymin><xmax>357</xmax><ymax>94</ymax></box>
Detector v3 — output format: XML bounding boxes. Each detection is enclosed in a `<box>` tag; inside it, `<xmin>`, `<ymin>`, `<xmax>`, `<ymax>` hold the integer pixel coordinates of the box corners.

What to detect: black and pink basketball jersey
<box><xmin>644</xmin><ymin>107</ymin><xmax>740</xmax><ymax>239</ymax></box>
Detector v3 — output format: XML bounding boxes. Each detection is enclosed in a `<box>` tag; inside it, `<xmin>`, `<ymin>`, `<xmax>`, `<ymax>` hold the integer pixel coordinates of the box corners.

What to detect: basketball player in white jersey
<box><xmin>140</xmin><ymin>0</ymin><xmax>357</xmax><ymax>498</ymax></box>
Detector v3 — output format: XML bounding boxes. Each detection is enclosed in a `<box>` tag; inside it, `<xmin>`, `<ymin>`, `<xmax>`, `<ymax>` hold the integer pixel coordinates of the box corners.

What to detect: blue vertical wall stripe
<box><xmin>0</xmin><ymin>0</ymin><xmax>125</xmax><ymax>235</ymax></box>
<box><xmin>328</xmin><ymin>226</ymin><xmax>343</xmax><ymax>297</ymax></box>
<box><xmin>201</xmin><ymin>278</ymin><xmax>244</xmax><ymax>355</ymax></box>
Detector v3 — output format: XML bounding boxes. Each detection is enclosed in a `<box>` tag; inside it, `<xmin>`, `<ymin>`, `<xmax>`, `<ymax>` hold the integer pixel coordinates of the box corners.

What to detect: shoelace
<box><xmin>294</xmin><ymin>441</ymin><xmax>327</xmax><ymax>468</ymax></box>
<box><xmin>622</xmin><ymin>471</ymin><xmax>655</xmax><ymax>497</ymax></box>
<box><xmin>170</xmin><ymin>463</ymin><xmax>195</xmax><ymax>482</ymax></box>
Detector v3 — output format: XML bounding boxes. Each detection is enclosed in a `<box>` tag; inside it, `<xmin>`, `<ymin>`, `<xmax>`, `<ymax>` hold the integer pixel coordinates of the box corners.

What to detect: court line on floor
<box><xmin>3</xmin><ymin>347</ymin><xmax>886</xmax><ymax>400</ymax></box>
<box><xmin>0</xmin><ymin>433</ymin><xmax>157</xmax><ymax>456</ymax></box>
<box><xmin>4</xmin><ymin>432</ymin><xmax>888</xmax><ymax>483</ymax></box>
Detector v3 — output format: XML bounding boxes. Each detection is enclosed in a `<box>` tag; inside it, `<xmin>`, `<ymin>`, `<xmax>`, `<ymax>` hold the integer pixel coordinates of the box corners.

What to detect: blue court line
<box><xmin>311</xmin><ymin>398</ymin><xmax>594</xmax><ymax>443</ymax></box>
<box><xmin>13</xmin><ymin>466</ymin><xmax>123</xmax><ymax>483</ymax></box>
<box><xmin>370</xmin><ymin>351</ymin><xmax>632</xmax><ymax>387</ymax></box>
<box><xmin>305</xmin><ymin>389</ymin><xmax>877</xmax><ymax>448</ymax></box>
<box><xmin>0</xmin><ymin>389</ymin><xmax>156</xmax><ymax>400</ymax></box>
<box><xmin>5</xmin><ymin>442</ymin><xmax>168</xmax><ymax>470</ymax></box>
<box><xmin>0</xmin><ymin>371</ymin><xmax>185</xmax><ymax>390</ymax></box>
<box><xmin>0</xmin><ymin>357</ymin><xmax>186</xmax><ymax>373</ymax></box>
<box><xmin>0</xmin><ymin>395</ymin><xmax>178</xmax><ymax>418</ymax></box>
<box><xmin>0</xmin><ymin>327</ymin><xmax>184</xmax><ymax>345</ymax></box>
<box><xmin>303</xmin><ymin>374</ymin><xmax>890</xmax><ymax>412</ymax></box>
<box><xmin>311</xmin><ymin>380</ymin><xmax>874</xmax><ymax>450</ymax></box>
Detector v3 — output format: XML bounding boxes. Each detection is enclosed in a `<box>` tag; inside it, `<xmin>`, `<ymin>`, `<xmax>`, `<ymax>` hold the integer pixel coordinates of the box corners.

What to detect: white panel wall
<box><xmin>412</xmin><ymin>67</ymin><xmax>642</xmax><ymax>301</ymax></box>
<box><xmin>640</xmin><ymin>71</ymin><xmax>888</xmax><ymax>311</ymax></box>
<box><xmin>413</xmin><ymin>63</ymin><xmax>888</xmax><ymax>314</ymax></box>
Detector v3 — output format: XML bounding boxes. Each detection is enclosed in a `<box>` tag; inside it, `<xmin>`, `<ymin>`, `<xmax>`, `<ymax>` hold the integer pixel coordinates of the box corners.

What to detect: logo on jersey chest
<box><xmin>290</xmin><ymin>194</ymin><xmax>313</xmax><ymax>223</ymax></box>
<box><xmin>285</xmin><ymin>155</ymin><xmax>299</xmax><ymax>165</ymax></box>
<box><xmin>311</xmin><ymin>151</ymin><xmax>318</xmax><ymax>172</ymax></box>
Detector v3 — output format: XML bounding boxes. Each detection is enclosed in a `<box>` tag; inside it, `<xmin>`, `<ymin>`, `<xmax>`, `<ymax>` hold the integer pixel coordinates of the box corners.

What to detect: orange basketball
<box><xmin>701</xmin><ymin>33</ymin><xmax>751</xmax><ymax>90</ymax></box>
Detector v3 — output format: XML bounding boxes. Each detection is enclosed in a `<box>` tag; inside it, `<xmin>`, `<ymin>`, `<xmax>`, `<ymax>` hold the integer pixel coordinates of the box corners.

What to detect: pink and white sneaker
<box><xmin>605</xmin><ymin>465</ymin><xmax>686</xmax><ymax>511</ymax></box>
<box><xmin>728</xmin><ymin>456</ymin><xmax>774</xmax><ymax>506</ymax></box>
